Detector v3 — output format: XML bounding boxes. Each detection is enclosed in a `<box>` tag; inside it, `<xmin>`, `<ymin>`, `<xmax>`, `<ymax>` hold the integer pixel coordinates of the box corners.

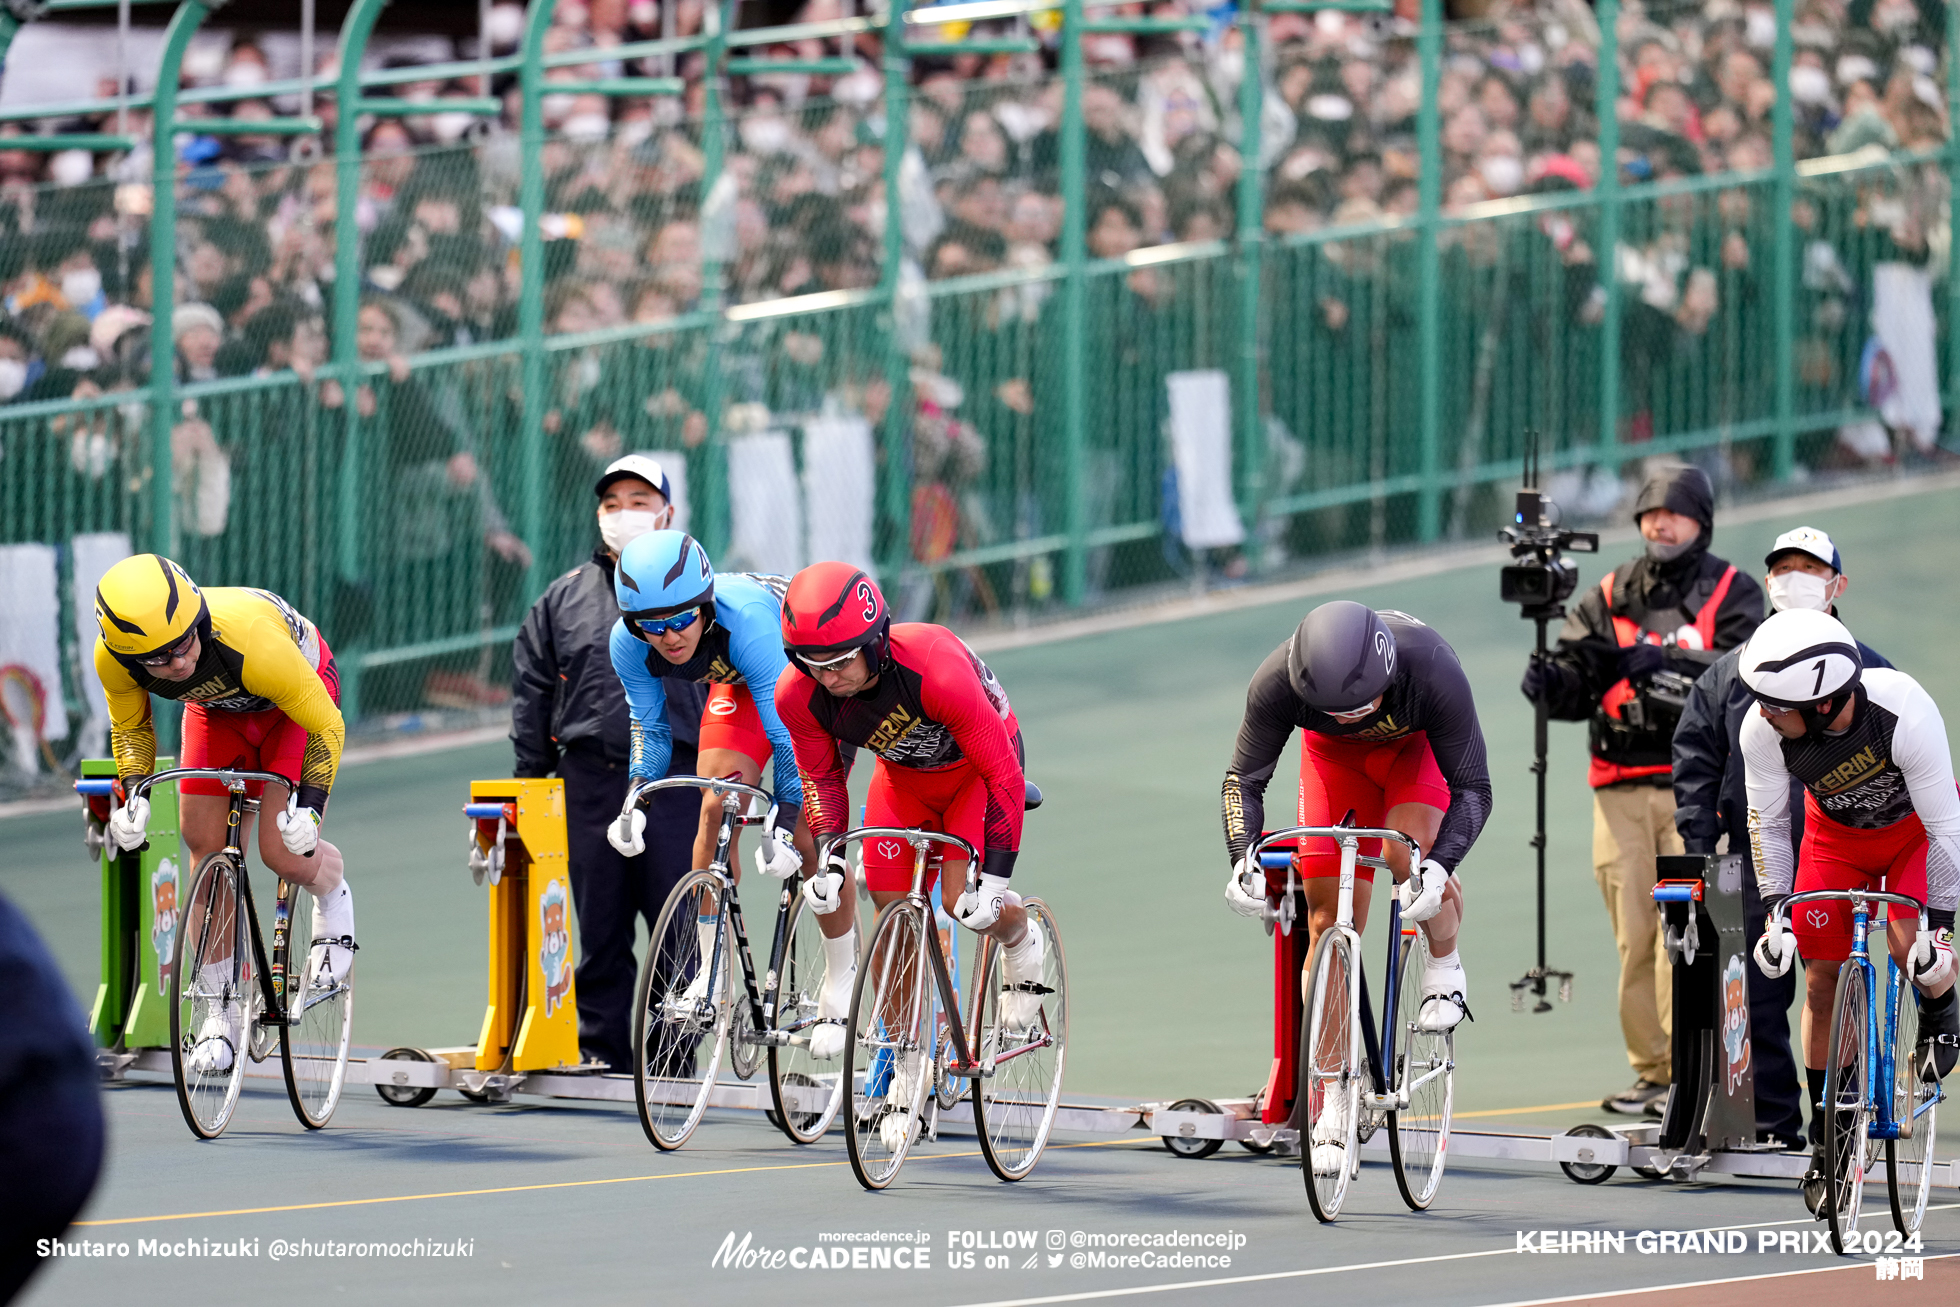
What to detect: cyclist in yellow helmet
<box><xmin>94</xmin><ymin>554</ymin><xmax>352</xmax><ymax>1072</ymax></box>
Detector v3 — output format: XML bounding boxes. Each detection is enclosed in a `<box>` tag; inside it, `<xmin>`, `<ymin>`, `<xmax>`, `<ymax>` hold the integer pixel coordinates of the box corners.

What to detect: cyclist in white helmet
<box><xmin>1738</xmin><ymin>607</ymin><xmax>1959</xmax><ymax>1211</ymax></box>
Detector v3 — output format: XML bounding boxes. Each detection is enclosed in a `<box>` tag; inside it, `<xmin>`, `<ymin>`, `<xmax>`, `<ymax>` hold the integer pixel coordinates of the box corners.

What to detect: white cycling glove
<box><xmin>608</xmin><ymin>806</ymin><xmax>646</xmax><ymax>857</ymax></box>
<box><xmin>1225</xmin><ymin>856</ymin><xmax>1267</xmax><ymax>920</ymax></box>
<box><xmin>803</xmin><ymin>851</ymin><xmax>847</xmax><ymax>916</ymax></box>
<box><xmin>1400</xmin><ymin>860</ymin><xmax>1449</xmax><ymax>923</ymax></box>
<box><xmin>275</xmin><ymin>798</ymin><xmax>321</xmax><ymax>856</ymax></box>
<box><xmin>1754</xmin><ymin>901</ymin><xmax>1797</xmax><ymax>978</ymax></box>
<box><xmin>954</xmin><ymin>871</ymin><xmax>1017</xmax><ymax>932</ymax></box>
<box><xmin>107</xmin><ymin>795</ymin><xmax>150</xmax><ymax>853</ymax></box>
<box><xmin>1909</xmin><ymin>928</ymin><xmax>1955</xmax><ymax>989</ymax></box>
<box><xmin>753</xmin><ymin>804</ymin><xmax>803</xmax><ymax>880</ymax></box>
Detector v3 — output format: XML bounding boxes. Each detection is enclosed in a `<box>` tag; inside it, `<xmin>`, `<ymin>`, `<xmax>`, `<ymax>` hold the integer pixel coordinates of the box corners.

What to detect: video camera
<box><xmin>1499</xmin><ymin>438</ymin><xmax>1598</xmax><ymax>621</ymax></box>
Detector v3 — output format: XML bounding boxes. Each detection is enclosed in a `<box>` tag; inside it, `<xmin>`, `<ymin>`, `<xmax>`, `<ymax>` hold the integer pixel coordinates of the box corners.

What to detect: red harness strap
<box><xmin>1589</xmin><ymin>565</ymin><xmax>1737</xmax><ymax>788</ymax></box>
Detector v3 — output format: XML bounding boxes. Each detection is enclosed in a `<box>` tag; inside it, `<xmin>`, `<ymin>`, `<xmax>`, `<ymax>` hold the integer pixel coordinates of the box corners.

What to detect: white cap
<box><xmin>594</xmin><ymin>453</ymin><xmax>672</xmax><ymax>501</ymax></box>
<box><xmin>1764</xmin><ymin>525</ymin><xmax>1840</xmax><ymax>573</ymax></box>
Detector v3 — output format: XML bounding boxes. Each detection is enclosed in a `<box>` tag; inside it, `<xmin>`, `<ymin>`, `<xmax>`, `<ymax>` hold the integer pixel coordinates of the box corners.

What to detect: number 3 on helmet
<box><xmin>781</xmin><ymin>561</ymin><xmax>891</xmax><ymax>674</ymax></box>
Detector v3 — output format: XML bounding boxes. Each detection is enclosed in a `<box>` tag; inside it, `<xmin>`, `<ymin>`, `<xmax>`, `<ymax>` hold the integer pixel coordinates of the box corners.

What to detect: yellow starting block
<box><xmin>464</xmin><ymin>779</ymin><xmax>581</xmax><ymax>1076</ymax></box>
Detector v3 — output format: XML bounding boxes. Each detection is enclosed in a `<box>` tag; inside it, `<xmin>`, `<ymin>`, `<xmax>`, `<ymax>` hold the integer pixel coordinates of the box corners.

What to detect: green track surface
<box><xmin>7</xmin><ymin>485</ymin><xmax>1959</xmax><ymax>1127</ymax></box>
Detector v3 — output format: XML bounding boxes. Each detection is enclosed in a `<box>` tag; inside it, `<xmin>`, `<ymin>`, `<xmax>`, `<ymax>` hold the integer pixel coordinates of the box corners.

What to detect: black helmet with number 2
<box><xmin>1288</xmin><ymin>601</ymin><xmax>1398</xmax><ymax>714</ymax></box>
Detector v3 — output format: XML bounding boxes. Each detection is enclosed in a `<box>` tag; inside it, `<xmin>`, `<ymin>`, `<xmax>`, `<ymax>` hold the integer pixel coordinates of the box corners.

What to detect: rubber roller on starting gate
<box><xmin>74</xmin><ymin>757</ymin><xmax>181</xmax><ymax>1073</ymax></box>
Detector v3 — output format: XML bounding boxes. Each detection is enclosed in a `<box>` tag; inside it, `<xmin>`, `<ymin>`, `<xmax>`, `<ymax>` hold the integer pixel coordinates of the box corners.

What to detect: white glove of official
<box><xmin>275</xmin><ymin>797</ymin><xmax>321</xmax><ymax>856</ymax></box>
<box><xmin>1754</xmin><ymin>908</ymin><xmax>1797</xmax><ymax>978</ymax></box>
<box><xmin>803</xmin><ymin>851</ymin><xmax>847</xmax><ymax>916</ymax></box>
<box><xmin>1400</xmin><ymin>859</ymin><xmax>1450</xmax><ymax>924</ymax></box>
<box><xmin>954</xmin><ymin>871</ymin><xmax>1018</xmax><ymax>932</ymax></box>
<box><xmin>608</xmin><ymin>806</ymin><xmax>646</xmax><ymax>857</ymax></box>
<box><xmin>1225</xmin><ymin>856</ymin><xmax>1268</xmax><ymax>920</ymax></box>
<box><xmin>753</xmin><ymin>804</ymin><xmax>804</xmax><ymax>880</ymax></box>
<box><xmin>107</xmin><ymin>795</ymin><xmax>151</xmax><ymax>853</ymax></box>
<box><xmin>1909</xmin><ymin>928</ymin><xmax>1956</xmax><ymax>989</ymax></box>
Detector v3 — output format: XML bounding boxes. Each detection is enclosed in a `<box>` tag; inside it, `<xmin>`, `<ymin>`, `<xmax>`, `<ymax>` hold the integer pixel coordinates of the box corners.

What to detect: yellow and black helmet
<box><xmin>95</xmin><ymin>554</ymin><xmax>208</xmax><ymax>660</ymax></box>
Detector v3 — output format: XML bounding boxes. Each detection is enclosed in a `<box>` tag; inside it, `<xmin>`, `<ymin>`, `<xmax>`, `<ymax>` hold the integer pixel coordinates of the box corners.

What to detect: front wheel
<box><xmin>1886</xmin><ymin>969</ymin><xmax>1937</xmax><ymax>1236</ymax></box>
<box><xmin>633</xmin><ymin>870</ymin><xmax>730</xmax><ymax>1151</ymax></box>
<box><xmin>1822</xmin><ymin>962</ymin><xmax>1873</xmax><ymax>1253</ymax></box>
<box><xmin>1300</xmin><ymin>927</ymin><xmax>1360</xmax><ymax>1223</ymax></box>
<box><xmin>973</xmin><ymin>900</ymin><xmax>1069</xmax><ymax>1182</ymax></box>
<box><xmin>844</xmin><ymin>900</ymin><xmax>933</xmax><ymax>1190</ymax></box>
<box><xmin>169</xmin><ymin>852</ymin><xmax>253</xmax><ymax>1140</ymax></box>
<box><xmin>281</xmin><ymin>882</ymin><xmax>354</xmax><ymax>1129</ymax></box>
<box><xmin>766</xmin><ymin>892</ymin><xmax>846</xmax><ymax>1144</ymax></box>
<box><xmin>1387</xmin><ymin>925</ymin><xmax>1452</xmax><ymax>1210</ymax></box>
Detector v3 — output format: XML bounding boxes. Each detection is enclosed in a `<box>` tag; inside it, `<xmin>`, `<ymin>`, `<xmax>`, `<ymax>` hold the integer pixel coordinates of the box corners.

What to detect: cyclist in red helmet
<box><xmin>774</xmin><ymin>563</ymin><xmax>1046</xmax><ymax>1061</ymax></box>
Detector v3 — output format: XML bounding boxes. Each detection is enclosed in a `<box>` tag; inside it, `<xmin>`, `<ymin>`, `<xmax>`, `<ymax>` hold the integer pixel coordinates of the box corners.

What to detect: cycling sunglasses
<box><xmin>634</xmin><ymin>607</ymin><xmax>702</xmax><ymax>637</ymax></box>
<box><xmin>136</xmin><ymin>631</ymin><xmax>198</xmax><ymax>667</ymax></box>
<box><xmin>797</xmin><ymin>648</ymin><xmax>861</xmax><ymax>671</ymax></box>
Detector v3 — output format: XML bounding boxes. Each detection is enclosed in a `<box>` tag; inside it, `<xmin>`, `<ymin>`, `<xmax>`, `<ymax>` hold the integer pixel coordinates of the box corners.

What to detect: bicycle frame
<box><xmin>1780</xmin><ymin>888</ymin><xmax>1935</xmax><ymax>1145</ymax></box>
<box><xmin>1252</xmin><ymin>824</ymin><xmax>1433</xmax><ymax>1114</ymax></box>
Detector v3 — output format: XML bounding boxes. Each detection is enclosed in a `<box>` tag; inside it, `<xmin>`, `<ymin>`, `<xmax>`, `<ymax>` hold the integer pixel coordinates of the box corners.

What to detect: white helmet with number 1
<box><xmin>1738</xmin><ymin>608</ymin><xmax>1862</xmax><ymax>729</ymax></box>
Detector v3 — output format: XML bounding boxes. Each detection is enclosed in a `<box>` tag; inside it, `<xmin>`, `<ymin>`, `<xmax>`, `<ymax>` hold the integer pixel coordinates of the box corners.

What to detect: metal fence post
<box><xmin>878</xmin><ymin>5</ymin><xmax>912</xmax><ymax>581</ymax></box>
<box><xmin>1949</xmin><ymin>0</ymin><xmax>1960</xmax><ymax>432</ymax></box>
<box><xmin>517</xmin><ymin>0</ymin><xmax>561</xmax><ymax>594</ymax></box>
<box><xmin>696</xmin><ymin>1</ymin><xmax>729</xmax><ymax>558</ymax></box>
<box><xmin>1595</xmin><ymin>0</ymin><xmax>1621</xmax><ymax>468</ymax></box>
<box><xmin>1058</xmin><ymin>0</ymin><xmax>1087</xmax><ymax>605</ymax></box>
<box><xmin>147</xmin><ymin>1</ymin><xmax>215</xmax><ymax>562</ymax></box>
<box><xmin>1770</xmin><ymin>0</ymin><xmax>1796</xmax><ymax>479</ymax></box>
<box><xmin>329</xmin><ymin>0</ymin><xmax>392</xmax><ymax>725</ymax></box>
<box><xmin>1234</xmin><ymin>7</ymin><xmax>1265</xmax><ymax>557</ymax></box>
<box><xmin>1413</xmin><ymin>0</ymin><xmax>1441</xmax><ymax>541</ymax></box>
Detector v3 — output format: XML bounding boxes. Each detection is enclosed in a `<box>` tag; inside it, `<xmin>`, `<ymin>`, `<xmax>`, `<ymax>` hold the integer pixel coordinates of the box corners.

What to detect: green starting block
<box><xmin>76</xmin><ymin>757</ymin><xmax>182</xmax><ymax>1066</ymax></box>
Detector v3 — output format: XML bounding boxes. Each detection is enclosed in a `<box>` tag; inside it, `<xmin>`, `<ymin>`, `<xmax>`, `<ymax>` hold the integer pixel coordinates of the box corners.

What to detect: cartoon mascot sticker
<box><xmin>151</xmin><ymin>857</ymin><xmax>179</xmax><ymax>987</ymax></box>
<box><xmin>1721</xmin><ymin>953</ymin><xmax>1752</xmax><ymax>1094</ymax></box>
<box><xmin>540</xmin><ymin>878</ymin><xmax>572</xmax><ymax>1019</ymax></box>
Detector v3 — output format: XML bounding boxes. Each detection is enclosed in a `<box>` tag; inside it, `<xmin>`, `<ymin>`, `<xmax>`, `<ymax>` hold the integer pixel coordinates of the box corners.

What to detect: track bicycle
<box><xmin>1774</xmin><ymin>888</ymin><xmax>1942</xmax><ymax>1250</ymax></box>
<box><xmin>836</xmin><ymin>797</ymin><xmax>1066</xmax><ymax>1190</ymax></box>
<box><xmin>626</xmin><ymin>775</ymin><xmax>847</xmax><ymax>1150</ymax></box>
<box><xmin>1252</xmin><ymin>821</ymin><xmax>1453</xmax><ymax>1221</ymax></box>
<box><xmin>79</xmin><ymin>768</ymin><xmax>355</xmax><ymax>1138</ymax></box>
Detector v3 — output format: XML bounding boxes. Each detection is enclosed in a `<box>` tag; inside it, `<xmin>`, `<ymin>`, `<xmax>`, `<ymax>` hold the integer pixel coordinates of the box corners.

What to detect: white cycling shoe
<box><xmin>307</xmin><ymin>882</ymin><xmax>356</xmax><ymax>992</ymax></box>
<box><xmin>189</xmin><ymin>1002</ymin><xmax>243</xmax><ymax>1075</ymax></box>
<box><xmin>1000</xmin><ymin>924</ymin><xmax>1050</xmax><ymax>1032</ymax></box>
<box><xmin>1310</xmin><ymin>1091</ymin><xmax>1351</xmax><ymax>1176</ymax></box>
<box><xmin>1416</xmin><ymin>951</ymin><xmax>1472</xmax><ymax>1033</ymax></box>
<box><xmin>879</xmin><ymin>1052</ymin><xmax>925</xmax><ymax>1151</ymax></box>
<box><xmin>806</xmin><ymin>962</ymin><xmax>855</xmax><ymax>1061</ymax></box>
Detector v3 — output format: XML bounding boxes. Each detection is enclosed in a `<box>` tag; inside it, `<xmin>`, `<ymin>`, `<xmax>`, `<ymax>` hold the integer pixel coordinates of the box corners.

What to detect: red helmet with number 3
<box><xmin>781</xmin><ymin>561</ymin><xmax>891</xmax><ymax>674</ymax></box>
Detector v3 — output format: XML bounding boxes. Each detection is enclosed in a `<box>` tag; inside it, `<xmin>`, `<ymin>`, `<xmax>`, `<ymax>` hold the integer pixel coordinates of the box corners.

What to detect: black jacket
<box><xmin>511</xmin><ymin>548</ymin><xmax>706</xmax><ymax>777</ymax></box>
<box><xmin>1534</xmin><ymin>547</ymin><xmax>1764</xmax><ymax>776</ymax></box>
<box><xmin>1671</xmin><ymin>633</ymin><xmax>1893</xmax><ymax>856</ymax></box>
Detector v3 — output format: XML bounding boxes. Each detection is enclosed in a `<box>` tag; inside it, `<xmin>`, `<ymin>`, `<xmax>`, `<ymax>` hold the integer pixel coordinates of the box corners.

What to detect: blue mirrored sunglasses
<box><xmin>634</xmin><ymin>608</ymin><xmax>701</xmax><ymax>637</ymax></box>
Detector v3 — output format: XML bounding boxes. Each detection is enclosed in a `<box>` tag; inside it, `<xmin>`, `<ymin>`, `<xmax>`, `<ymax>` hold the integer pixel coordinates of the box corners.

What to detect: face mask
<box><xmin>741</xmin><ymin>117</ymin><xmax>793</xmax><ymax>154</ymax></box>
<box><xmin>1478</xmin><ymin>154</ymin><xmax>1523</xmax><ymax>195</ymax></box>
<box><xmin>600</xmin><ymin>507</ymin><xmax>668</xmax><ymax>553</ymax></box>
<box><xmin>1646</xmin><ymin>536</ymin><xmax>1696</xmax><ymax>562</ymax></box>
<box><xmin>1789</xmin><ymin>65</ymin><xmax>1832</xmax><ymax>105</ymax></box>
<box><xmin>563</xmin><ymin>113</ymin><xmax>611</xmax><ymax>144</ymax></box>
<box><xmin>541</xmin><ymin>93</ymin><xmax>576</xmax><ymax>125</ymax></box>
<box><xmin>62</xmin><ymin>267</ymin><xmax>102</xmax><ymax>306</ymax></box>
<box><xmin>431</xmin><ymin>112</ymin><xmax>476</xmax><ymax>145</ymax></box>
<box><xmin>0</xmin><ymin>357</ymin><xmax>26</xmax><ymax>399</ymax></box>
<box><xmin>1767</xmin><ymin>571</ymin><xmax>1837</xmax><ymax>612</ymax></box>
<box><xmin>224</xmin><ymin>62</ymin><xmax>268</xmax><ymax>88</ymax></box>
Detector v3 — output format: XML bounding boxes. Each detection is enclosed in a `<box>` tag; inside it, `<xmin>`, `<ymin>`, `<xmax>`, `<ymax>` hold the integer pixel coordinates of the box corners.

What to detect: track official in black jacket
<box><xmin>511</xmin><ymin>454</ymin><xmax>707</xmax><ymax>1070</ymax></box>
<box><xmin>1522</xmin><ymin>466</ymin><xmax>1764</xmax><ymax>1115</ymax></box>
<box><xmin>1672</xmin><ymin>525</ymin><xmax>1891</xmax><ymax>1148</ymax></box>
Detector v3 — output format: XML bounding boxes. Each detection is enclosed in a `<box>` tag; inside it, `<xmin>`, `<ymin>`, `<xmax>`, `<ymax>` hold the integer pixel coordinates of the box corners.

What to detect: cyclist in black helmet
<box><xmin>1220</xmin><ymin>601</ymin><xmax>1493</xmax><ymax>1130</ymax></box>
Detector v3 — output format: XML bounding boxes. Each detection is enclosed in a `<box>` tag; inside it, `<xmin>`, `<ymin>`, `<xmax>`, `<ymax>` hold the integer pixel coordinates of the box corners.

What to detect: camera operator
<box><xmin>1519</xmin><ymin>466</ymin><xmax>1763</xmax><ymax>1116</ymax></box>
<box><xmin>1671</xmin><ymin>527</ymin><xmax>1891</xmax><ymax>1149</ymax></box>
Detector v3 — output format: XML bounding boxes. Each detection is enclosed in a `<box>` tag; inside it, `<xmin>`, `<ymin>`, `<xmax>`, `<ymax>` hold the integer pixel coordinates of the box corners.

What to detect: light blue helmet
<box><xmin>616</xmin><ymin>531</ymin><xmax>715</xmax><ymax>633</ymax></box>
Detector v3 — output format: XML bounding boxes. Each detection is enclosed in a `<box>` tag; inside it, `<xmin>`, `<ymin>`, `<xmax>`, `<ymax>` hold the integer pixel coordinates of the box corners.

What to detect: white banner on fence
<box><xmin>726</xmin><ymin>432</ymin><xmax>804</xmax><ymax>576</ymax></box>
<box><xmin>0</xmin><ymin>543</ymin><xmax>69</xmax><ymax>770</ymax></box>
<box><xmin>801</xmin><ymin>416</ymin><xmax>876</xmax><ymax>574</ymax></box>
<box><xmin>1166</xmin><ymin>370</ymin><xmax>1246</xmax><ymax>550</ymax></box>
<box><xmin>70</xmin><ymin>532</ymin><xmax>132</xmax><ymax>761</ymax></box>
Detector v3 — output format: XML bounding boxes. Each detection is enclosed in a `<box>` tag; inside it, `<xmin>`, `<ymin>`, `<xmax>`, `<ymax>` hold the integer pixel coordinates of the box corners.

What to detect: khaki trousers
<box><xmin>1592</xmin><ymin>783</ymin><xmax>1681</xmax><ymax>1084</ymax></box>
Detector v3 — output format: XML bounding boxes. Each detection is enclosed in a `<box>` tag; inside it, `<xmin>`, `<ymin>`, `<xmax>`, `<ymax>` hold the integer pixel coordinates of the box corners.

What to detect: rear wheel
<box><xmin>169</xmin><ymin>852</ymin><xmax>252</xmax><ymax>1140</ymax></box>
<box><xmin>974</xmin><ymin>901</ymin><xmax>1069</xmax><ymax>1182</ymax></box>
<box><xmin>1300</xmin><ymin>927</ymin><xmax>1359</xmax><ymax>1222</ymax></box>
<box><xmin>844</xmin><ymin>901</ymin><xmax>932</xmax><ymax>1190</ymax></box>
<box><xmin>1387</xmin><ymin>926</ymin><xmax>1453</xmax><ymax>1210</ymax></box>
<box><xmin>633</xmin><ymin>871</ymin><xmax>730</xmax><ymax>1151</ymax></box>
<box><xmin>280</xmin><ymin>883</ymin><xmax>354</xmax><ymax>1129</ymax></box>
<box><xmin>1823</xmin><ymin>963</ymin><xmax>1873</xmax><ymax>1253</ymax></box>
<box><xmin>767</xmin><ymin>893</ymin><xmax>845</xmax><ymax>1144</ymax></box>
<box><xmin>1886</xmin><ymin>970</ymin><xmax>1936</xmax><ymax>1236</ymax></box>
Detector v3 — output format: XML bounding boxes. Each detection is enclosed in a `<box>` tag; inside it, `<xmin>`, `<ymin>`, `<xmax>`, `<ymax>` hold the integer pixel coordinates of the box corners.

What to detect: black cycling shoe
<box><xmin>1916</xmin><ymin>988</ymin><xmax>1959</xmax><ymax>1081</ymax></box>
<box><xmin>1800</xmin><ymin>1146</ymin><xmax>1830</xmax><ymax>1217</ymax></box>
